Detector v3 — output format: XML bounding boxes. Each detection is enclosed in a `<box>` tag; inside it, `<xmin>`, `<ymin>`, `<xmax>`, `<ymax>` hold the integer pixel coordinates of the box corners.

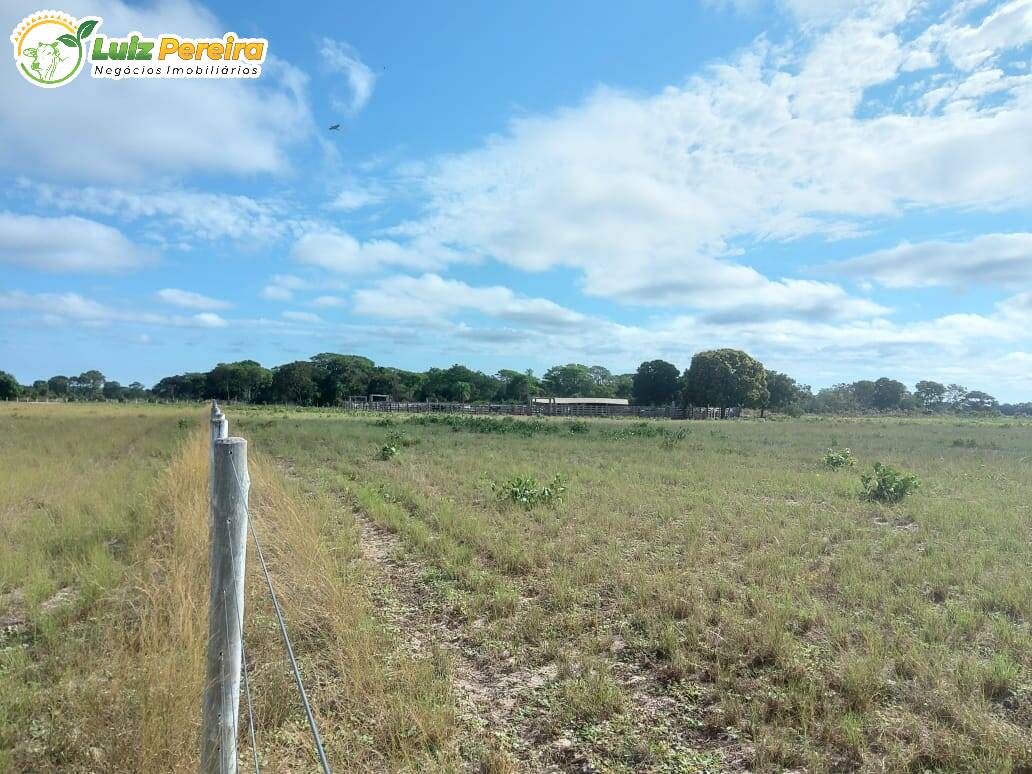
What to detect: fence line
<box><xmin>341</xmin><ymin>400</ymin><xmax>737</xmax><ymax>420</ymax></box>
<box><xmin>202</xmin><ymin>401</ymin><xmax>330</xmax><ymax>774</ymax></box>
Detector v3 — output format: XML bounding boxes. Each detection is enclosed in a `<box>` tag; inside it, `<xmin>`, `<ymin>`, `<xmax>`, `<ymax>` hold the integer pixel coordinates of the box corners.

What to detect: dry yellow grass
<box><xmin>1</xmin><ymin>405</ymin><xmax>474</xmax><ymax>771</ymax></box>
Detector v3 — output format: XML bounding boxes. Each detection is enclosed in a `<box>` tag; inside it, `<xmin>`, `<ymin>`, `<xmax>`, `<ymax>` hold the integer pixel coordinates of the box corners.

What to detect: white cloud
<box><xmin>259</xmin><ymin>274</ymin><xmax>308</xmax><ymax>301</ymax></box>
<box><xmin>282</xmin><ymin>310</ymin><xmax>323</xmax><ymax>324</ymax></box>
<box><xmin>260</xmin><ymin>285</ymin><xmax>294</xmax><ymax>302</ymax></box>
<box><xmin>155</xmin><ymin>288</ymin><xmax>232</xmax><ymax>310</ymax></box>
<box><xmin>191</xmin><ymin>312</ymin><xmax>229</xmax><ymax>328</ymax></box>
<box><xmin>930</xmin><ymin>0</ymin><xmax>1032</xmax><ymax>71</ymax></box>
<box><xmin>311</xmin><ymin>295</ymin><xmax>346</xmax><ymax>308</ymax></box>
<box><xmin>362</xmin><ymin>0</ymin><xmax>1030</xmax><ymax>323</ymax></box>
<box><xmin>25</xmin><ymin>180</ymin><xmax>306</xmax><ymax>243</ymax></box>
<box><xmin>352</xmin><ymin>274</ymin><xmax>592</xmax><ymax>330</ymax></box>
<box><xmin>0</xmin><ymin>289</ymin><xmax>229</xmax><ymax>328</ymax></box>
<box><xmin>1</xmin><ymin>0</ymin><xmax>312</xmax><ymax>181</ymax></box>
<box><xmin>320</xmin><ymin>39</ymin><xmax>377</xmax><ymax>115</ymax></box>
<box><xmin>291</xmin><ymin>230</ymin><xmax>452</xmax><ymax>274</ymax></box>
<box><xmin>830</xmin><ymin>233</ymin><xmax>1032</xmax><ymax>288</ymax></box>
<box><xmin>328</xmin><ymin>178</ymin><xmax>387</xmax><ymax>210</ymax></box>
<box><xmin>0</xmin><ymin>211</ymin><xmax>152</xmax><ymax>272</ymax></box>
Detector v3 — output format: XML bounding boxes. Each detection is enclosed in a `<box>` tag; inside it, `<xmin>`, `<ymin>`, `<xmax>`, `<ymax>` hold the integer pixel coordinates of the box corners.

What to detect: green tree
<box><xmin>872</xmin><ymin>377</ymin><xmax>909</xmax><ymax>411</ymax></box>
<box><xmin>497</xmin><ymin>369</ymin><xmax>540</xmax><ymax>402</ymax></box>
<box><xmin>764</xmin><ymin>371</ymin><xmax>803</xmax><ymax>416</ymax></box>
<box><xmin>452</xmin><ymin>381</ymin><xmax>473</xmax><ymax>402</ymax></box>
<box><xmin>272</xmin><ymin>361</ymin><xmax>318</xmax><ymax>405</ymax></box>
<box><xmin>631</xmin><ymin>360</ymin><xmax>681</xmax><ymax>405</ymax></box>
<box><xmin>152</xmin><ymin>372</ymin><xmax>206</xmax><ymax>401</ymax></box>
<box><xmin>47</xmin><ymin>375</ymin><xmax>69</xmax><ymax>398</ymax></box>
<box><xmin>311</xmin><ymin>353</ymin><xmax>374</xmax><ymax>405</ymax></box>
<box><xmin>681</xmin><ymin>349</ymin><xmax>768</xmax><ymax>418</ymax></box>
<box><xmin>0</xmin><ymin>370</ymin><xmax>21</xmax><ymax>400</ymax></box>
<box><xmin>813</xmin><ymin>384</ymin><xmax>859</xmax><ymax>414</ymax></box>
<box><xmin>207</xmin><ymin>360</ymin><xmax>272</xmax><ymax>402</ymax></box>
<box><xmin>102</xmin><ymin>380</ymin><xmax>125</xmax><ymax>400</ymax></box>
<box><xmin>541</xmin><ymin>364</ymin><xmax>596</xmax><ymax>397</ymax></box>
<box><xmin>960</xmin><ymin>390</ymin><xmax>998</xmax><ymax>415</ymax></box>
<box><xmin>914</xmin><ymin>380</ymin><xmax>946</xmax><ymax>412</ymax></box>
<box><xmin>587</xmin><ymin>366</ymin><xmax>616</xmax><ymax>397</ymax></box>
<box><xmin>70</xmin><ymin>370</ymin><xmax>105</xmax><ymax>400</ymax></box>
<box><xmin>852</xmin><ymin>380</ymin><xmax>877</xmax><ymax>410</ymax></box>
<box><xmin>418</xmin><ymin>364</ymin><xmax>499</xmax><ymax>402</ymax></box>
<box><xmin>368</xmin><ymin>367</ymin><xmax>402</xmax><ymax>399</ymax></box>
<box><xmin>613</xmin><ymin>373</ymin><xmax>634</xmax><ymax>400</ymax></box>
<box><xmin>944</xmin><ymin>383</ymin><xmax>967</xmax><ymax>410</ymax></box>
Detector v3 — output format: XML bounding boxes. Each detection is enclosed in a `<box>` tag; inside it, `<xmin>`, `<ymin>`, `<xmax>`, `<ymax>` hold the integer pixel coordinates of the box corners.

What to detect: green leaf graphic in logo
<box><xmin>57</xmin><ymin>34</ymin><xmax>77</xmax><ymax>47</ymax></box>
<box><xmin>76</xmin><ymin>19</ymin><xmax>98</xmax><ymax>40</ymax></box>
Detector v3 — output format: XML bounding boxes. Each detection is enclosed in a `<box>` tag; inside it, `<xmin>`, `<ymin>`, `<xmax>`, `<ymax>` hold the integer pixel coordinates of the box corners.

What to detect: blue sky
<box><xmin>2</xmin><ymin>0</ymin><xmax>1031</xmax><ymax>399</ymax></box>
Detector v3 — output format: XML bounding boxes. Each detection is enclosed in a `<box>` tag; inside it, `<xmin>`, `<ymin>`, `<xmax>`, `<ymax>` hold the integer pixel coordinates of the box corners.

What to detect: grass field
<box><xmin>236</xmin><ymin>408</ymin><xmax>1032</xmax><ymax>772</ymax></box>
<box><xmin>2</xmin><ymin>403</ymin><xmax>1030</xmax><ymax>772</ymax></box>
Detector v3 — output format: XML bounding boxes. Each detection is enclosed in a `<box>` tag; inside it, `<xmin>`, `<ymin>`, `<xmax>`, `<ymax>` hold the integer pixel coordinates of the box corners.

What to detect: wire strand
<box><xmin>248</xmin><ymin>519</ymin><xmax>332</xmax><ymax>774</ymax></box>
<box><xmin>219</xmin><ymin>421</ymin><xmax>330</xmax><ymax>773</ymax></box>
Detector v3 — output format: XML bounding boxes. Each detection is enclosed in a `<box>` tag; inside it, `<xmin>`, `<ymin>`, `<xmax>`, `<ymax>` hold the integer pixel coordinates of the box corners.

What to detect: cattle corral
<box><xmin>344</xmin><ymin>398</ymin><xmax>738</xmax><ymax>419</ymax></box>
<box><xmin>1</xmin><ymin>402</ymin><xmax>1030</xmax><ymax>772</ymax></box>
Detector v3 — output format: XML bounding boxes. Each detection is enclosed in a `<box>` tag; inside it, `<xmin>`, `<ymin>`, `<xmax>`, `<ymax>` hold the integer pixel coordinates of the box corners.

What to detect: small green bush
<box><xmin>386</xmin><ymin>429</ymin><xmax>415</xmax><ymax>447</ymax></box>
<box><xmin>951</xmin><ymin>438</ymin><xmax>977</xmax><ymax>448</ymax></box>
<box><xmin>412</xmin><ymin>414</ymin><xmax>559</xmax><ymax>437</ymax></box>
<box><xmin>377</xmin><ymin>429</ymin><xmax>414</xmax><ymax>460</ymax></box>
<box><xmin>493</xmin><ymin>474</ymin><xmax>566</xmax><ymax>508</ymax></box>
<box><xmin>860</xmin><ymin>462</ymin><xmax>920</xmax><ymax>503</ymax></box>
<box><xmin>823</xmin><ymin>448</ymin><xmax>856</xmax><ymax>468</ymax></box>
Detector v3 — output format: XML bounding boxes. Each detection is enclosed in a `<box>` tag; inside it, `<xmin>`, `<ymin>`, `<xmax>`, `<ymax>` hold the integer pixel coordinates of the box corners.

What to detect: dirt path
<box><xmin>353</xmin><ymin>510</ymin><xmax>563</xmax><ymax>772</ymax></box>
<box><xmin>278</xmin><ymin>460</ymin><xmax>740</xmax><ymax>771</ymax></box>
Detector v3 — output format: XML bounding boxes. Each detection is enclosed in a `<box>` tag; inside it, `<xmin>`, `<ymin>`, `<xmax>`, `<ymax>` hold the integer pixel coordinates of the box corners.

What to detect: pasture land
<box><xmin>236</xmin><ymin>408</ymin><xmax>1032</xmax><ymax>772</ymax></box>
<box><xmin>1</xmin><ymin>403</ymin><xmax>1030</xmax><ymax>772</ymax></box>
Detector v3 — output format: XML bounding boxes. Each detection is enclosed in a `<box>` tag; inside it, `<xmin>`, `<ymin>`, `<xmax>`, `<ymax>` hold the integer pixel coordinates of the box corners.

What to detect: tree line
<box><xmin>1</xmin><ymin>349</ymin><xmax>1026</xmax><ymax>416</ymax></box>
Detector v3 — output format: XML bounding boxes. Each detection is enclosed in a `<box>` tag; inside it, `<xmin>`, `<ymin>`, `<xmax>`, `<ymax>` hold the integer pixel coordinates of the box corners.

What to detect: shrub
<box><xmin>412</xmin><ymin>414</ymin><xmax>559</xmax><ymax>437</ymax></box>
<box><xmin>660</xmin><ymin>428</ymin><xmax>690</xmax><ymax>449</ymax></box>
<box><xmin>386</xmin><ymin>429</ymin><xmax>415</xmax><ymax>447</ymax></box>
<box><xmin>377</xmin><ymin>443</ymin><xmax>398</xmax><ymax>461</ymax></box>
<box><xmin>823</xmin><ymin>448</ymin><xmax>856</xmax><ymax>468</ymax></box>
<box><xmin>951</xmin><ymin>438</ymin><xmax>977</xmax><ymax>448</ymax></box>
<box><xmin>493</xmin><ymin>474</ymin><xmax>566</xmax><ymax>508</ymax></box>
<box><xmin>859</xmin><ymin>462</ymin><xmax>920</xmax><ymax>503</ymax></box>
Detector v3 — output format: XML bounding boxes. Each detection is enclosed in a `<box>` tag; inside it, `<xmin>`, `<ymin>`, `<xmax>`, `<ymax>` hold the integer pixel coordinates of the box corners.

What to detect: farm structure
<box><xmin>343</xmin><ymin>398</ymin><xmax>735</xmax><ymax>419</ymax></box>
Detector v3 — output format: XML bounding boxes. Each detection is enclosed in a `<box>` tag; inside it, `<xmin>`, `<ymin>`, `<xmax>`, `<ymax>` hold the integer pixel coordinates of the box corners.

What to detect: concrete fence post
<box><xmin>201</xmin><ymin>437</ymin><xmax>249</xmax><ymax>774</ymax></box>
<box><xmin>209</xmin><ymin>410</ymin><xmax>228</xmax><ymax>520</ymax></box>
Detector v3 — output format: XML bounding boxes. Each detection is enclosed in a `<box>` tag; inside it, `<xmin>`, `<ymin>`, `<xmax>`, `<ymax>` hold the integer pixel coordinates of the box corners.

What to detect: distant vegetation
<box><xmin>2</xmin><ymin>349</ymin><xmax>1028</xmax><ymax>417</ymax></box>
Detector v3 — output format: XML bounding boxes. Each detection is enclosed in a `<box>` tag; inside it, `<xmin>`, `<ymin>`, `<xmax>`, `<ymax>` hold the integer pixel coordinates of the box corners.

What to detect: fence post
<box><xmin>201</xmin><ymin>437</ymin><xmax>250</xmax><ymax>774</ymax></box>
<box><xmin>210</xmin><ymin>409</ymin><xmax>228</xmax><ymax>520</ymax></box>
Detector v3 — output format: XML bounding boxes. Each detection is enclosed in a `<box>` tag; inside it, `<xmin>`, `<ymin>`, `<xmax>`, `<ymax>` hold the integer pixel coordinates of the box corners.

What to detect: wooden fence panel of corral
<box><xmin>343</xmin><ymin>401</ymin><xmax>737</xmax><ymax>420</ymax></box>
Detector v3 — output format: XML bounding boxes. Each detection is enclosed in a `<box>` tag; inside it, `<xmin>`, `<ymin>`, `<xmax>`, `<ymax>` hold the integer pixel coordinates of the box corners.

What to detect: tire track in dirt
<box><xmin>352</xmin><ymin>510</ymin><xmax>563</xmax><ymax>772</ymax></box>
<box><xmin>278</xmin><ymin>460</ymin><xmax>741</xmax><ymax>771</ymax></box>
